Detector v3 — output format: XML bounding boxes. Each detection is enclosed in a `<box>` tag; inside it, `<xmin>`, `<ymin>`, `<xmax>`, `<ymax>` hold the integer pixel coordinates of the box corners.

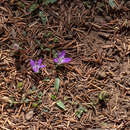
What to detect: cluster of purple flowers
<box><xmin>30</xmin><ymin>50</ymin><xmax>71</xmax><ymax>73</ymax></box>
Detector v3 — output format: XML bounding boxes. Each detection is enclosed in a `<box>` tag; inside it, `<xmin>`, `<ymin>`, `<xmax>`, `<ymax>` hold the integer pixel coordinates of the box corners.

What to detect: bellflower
<box><xmin>30</xmin><ymin>59</ymin><xmax>46</xmax><ymax>73</ymax></box>
<box><xmin>54</xmin><ymin>50</ymin><xmax>71</xmax><ymax>64</ymax></box>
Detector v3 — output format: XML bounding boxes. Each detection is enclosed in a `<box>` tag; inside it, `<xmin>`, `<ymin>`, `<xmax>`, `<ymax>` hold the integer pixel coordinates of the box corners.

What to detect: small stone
<box><xmin>94</xmin><ymin>16</ymin><xmax>106</xmax><ymax>25</ymax></box>
<box><xmin>105</xmin><ymin>16</ymin><xmax>111</xmax><ymax>22</ymax></box>
<box><xmin>25</xmin><ymin>110</ymin><xmax>34</xmax><ymax>120</ymax></box>
<box><xmin>98</xmin><ymin>32</ymin><xmax>110</xmax><ymax>39</ymax></box>
<box><xmin>97</xmin><ymin>71</ymin><xmax>107</xmax><ymax>79</ymax></box>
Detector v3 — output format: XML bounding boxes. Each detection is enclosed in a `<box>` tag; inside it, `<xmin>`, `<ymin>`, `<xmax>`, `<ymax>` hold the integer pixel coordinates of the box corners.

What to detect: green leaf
<box><xmin>29</xmin><ymin>3</ymin><xmax>39</xmax><ymax>13</ymax></box>
<box><xmin>64</xmin><ymin>96</ymin><xmax>69</xmax><ymax>101</ymax></box>
<box><xmin>84</xmin><ymin>1</ymin><xmax>91</xmax><ymax>9</ymax></box>
<box><xmin>17</xmin><ymin>1</ymin><xmax>25</xmax><ymax>8</ymax></box>
<box><xmin>25</xmin><ymin>98</ymin><xmax>30</xmax><ymax>103</ymax></box>
<box><xmin>43</xmin><ymin>78</ymin><xmax>50</xmax><ymax>82</ymax></box>
<box><xmin>98</xmin><ymin>91</ymin><xmax>108</xmax><ymax>101</ymax></box>
<box><xmin>75</xmin><ymin>106</ymin><xmax>86</xmax><ymax>119</ymax></box>
<box><xmin>17</xmin><ymin>82</ymin><xmax>23</xmax><ymax>88</ymax></box>
<box><xmin>39</xmin><ymin>11</ymin><xmax>47</xmax><ymax>25</ymax></box>
<box><xmin>52</xmin><ymin>49</ymin><xmax>57</xmax><ymax>58</ymax></box>
<box><xmin>38</xmin><ymin>100</ymin><xmax>42</xmax><ymax>104</ymax></box>
<box><xmin>56</xmin><ymin>100</ymin><xmax>65</xmax><ymax>110</ymax></box>
<box><xmin>31</xmin><ymin>86</ymin><xmax>36</xmax><ymax>91</ymax></box>
<box><xmin>43</xmin><ymin>32</ymin><xmax>53</xmax><ymax>38</ymax></box>
<box><xmin>45</xmin><ymin>48</ymin><xmax>50</xmax><ymax>51</ymax></box>
<box><xmin>9</xmin><ymin>100</ymin><xmax>18</xmax><ymax>107</ymax></box>
<box><xmin>54</xmin><ymin>78</ymin><xmax>60</xmax><ymax>93</ymax></box>
<box><xmin>53</xmin><ymin>37</ymin><xmax>58</xmax><ymax>43</ymax></box>
<box><xmin>109</xmin><ymin>0</ymin><xmax>117</xmax><ymax>8</ymax></box>
<box><xmin>44</xmin><ymin>0</ymin><xmax>57</xmax><ymax>5</ymax></box>
<box><xmin>32</xmin><ymin>102</ymin><xmax>38</xmax><ymax>107</ymax></box>
<box><xmin>51</xmin><ymin>95</ymin><xmax>56</xmax><ymax>100</ymax></box>
<box><xmin>23</xmin><ymin>30</ymin><xmax>27</xmax><ymax>37</ymax></box>
<box><xmin>42</xmin><ymin>107</ymin><xmax>50</xmax><ymax>112</ymax></box>
<box><xmin>38</xmin><ymin>91</ymin><xmax>43</xmax><ymax>99</ymax></box>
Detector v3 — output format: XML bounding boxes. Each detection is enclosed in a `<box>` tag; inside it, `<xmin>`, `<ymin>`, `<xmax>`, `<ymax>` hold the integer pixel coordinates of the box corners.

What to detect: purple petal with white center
<box><xmin>54</xmin><ymin>58</ymin><xmax>59</xmax><ymax>63</ymax></box>
<box><xmin>30</xmin><ymin>59</ymin><xmax>35</xmax><ymax>66</ymax></box>
<box><xmin>38</xmin><ymin>59</ymin><xmax>42</xmax><ymax>65</ymax></box>
<box><xmin>58</xmin><ymin>50</ymin><xmax>65</xmax><ymax>58</ymax></box>
<box><xmin>33</xmin><ymin>65</ymin><xmax>39</xmax><ymax>73</ymax></box>
<box><xmin>62</xmin><ymin>58</ymin><xmax>71</xmax><ymax>63</ymax></box>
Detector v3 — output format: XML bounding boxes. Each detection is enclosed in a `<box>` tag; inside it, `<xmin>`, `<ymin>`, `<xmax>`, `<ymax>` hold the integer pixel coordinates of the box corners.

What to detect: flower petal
<box><xmin>62</xmin><ymin>58</ymin><xmax>71</xmax><ymax>63</ymax></box>
<box><xmin>40</xmin><ymin>65</ymin><xmax>46</xmax><ymax>68</ymax></box>
<box><xmin>58</xmin><ymin>50</ymin><xmax>65</xmax><ymax>58</ymax></box>
<box><xmin>32</xmin><ymin>66</ymin><xmax>39</xmax><ymax>73</ymax></box>
<box><xmin>30</xmin><ymin>59</ymin><xmax>35</xmax><ymax>66</ymax></box>
<box><xmin>38</xmin><ymin>59</ymin><xmax>42</xmax><ymax>65</ymax></box>
<box><xmin>54</xmin><ymin>58</ymin><xmax>59</xmax><ymax>63</ymax></box>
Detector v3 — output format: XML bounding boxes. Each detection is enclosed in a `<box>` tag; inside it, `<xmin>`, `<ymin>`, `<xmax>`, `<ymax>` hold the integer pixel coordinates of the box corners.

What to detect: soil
<box><xmin>0</xmin><ymin>0</ymin><xmax>130</xmax><ymax>130</ymax></box>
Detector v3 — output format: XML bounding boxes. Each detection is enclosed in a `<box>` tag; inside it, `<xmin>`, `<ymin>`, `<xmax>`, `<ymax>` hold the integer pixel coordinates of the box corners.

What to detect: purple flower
<box><xmin>54</xmin><ymin>50</ymin><xmax>71</xmax><ymax>64</ymax></box>
<box><xmin>30</xmin><ymin>59</ymin><xmax>46</xmax><ymax>73</ymax></box>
